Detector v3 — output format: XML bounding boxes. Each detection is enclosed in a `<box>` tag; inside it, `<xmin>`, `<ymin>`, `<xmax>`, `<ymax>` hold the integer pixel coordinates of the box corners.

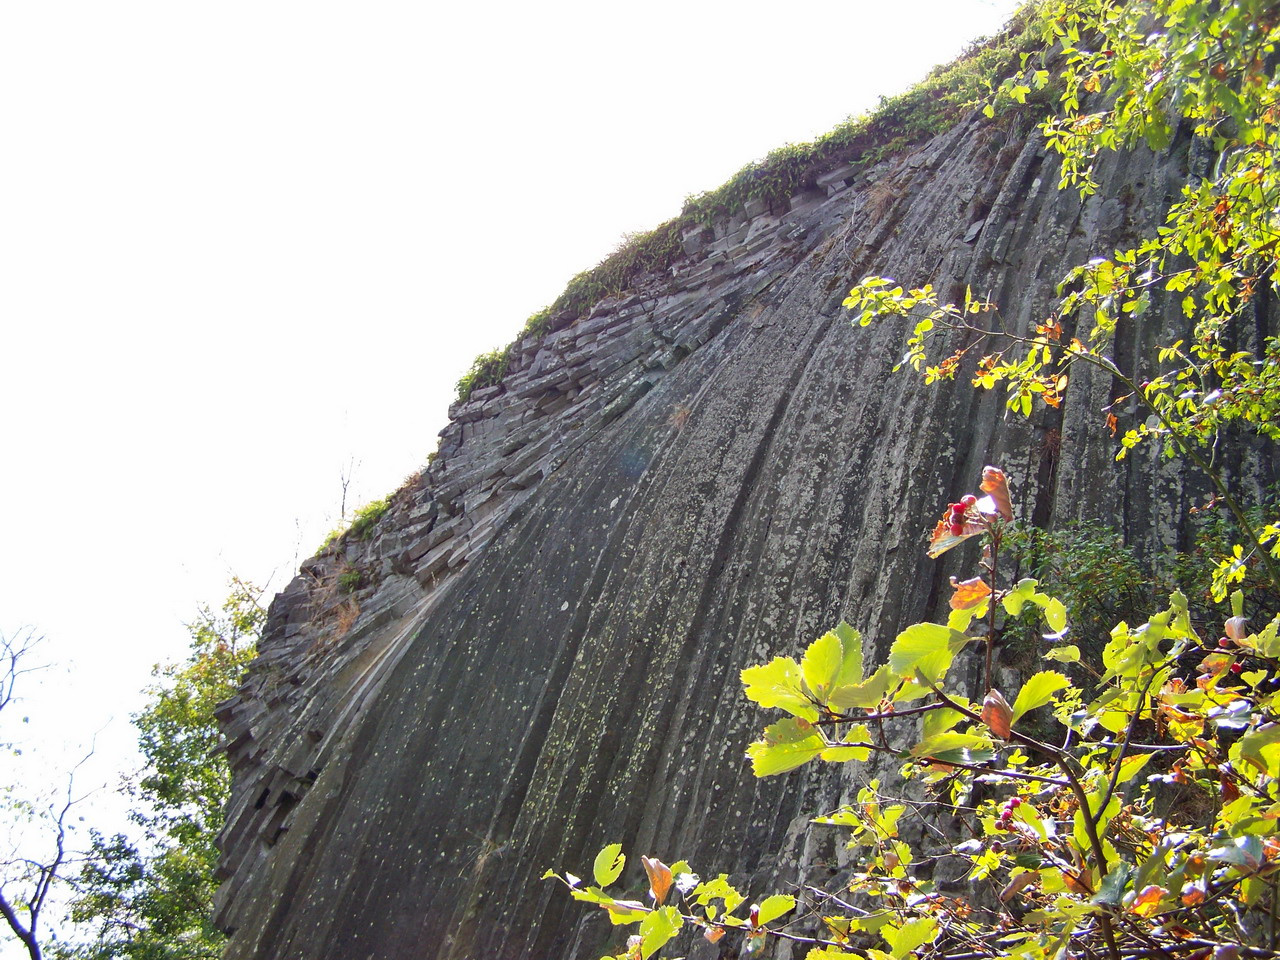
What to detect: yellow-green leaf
<box><xmin>802</xmin><ymin>630</ymin><xmax>844</xmax><ymax>699</ymax></box>
<box><xmin>821</xmin><ymin>723</ymin><xmax>872</xmax><ymax>762</ymax></box>
<box><xmin>747</xmin><ymin>719</ymin><xmax>825</xmax><ymax>776</ymax></box>
<box><xmin>1011</xmin><ymin>671</ymin><xmax>1070</xmax><ymax>723</ymax></box>
<box><xmin>755</xmin><ymin>894</ymin><xmax>795</xmax><ymax>926</ymax></box>
<box><xmin>832</xmin><ymin>621</ymin><xmax>864</xmax><ymax>686</ymax></box>
<box><xmin>640</xmin><ymin>906</ymin><xmax>682</xmax><ymax>958</ymax></box>
<box><xmin>741</xmin><ymin>657</ymin><xmax>817</xmax><ymax>721</ymax></box>
<box><xmin>1113</xmin><ymin>752</ymin><xmax>1153</xmax><ymax>786</ymax></box>
<box><xmin>828</xmin><ymin>663</ymin><xmax>894</xmax><ymax>710</ymax></box>
<box><xmin>593</xmin><ymin>844</ymin><xmax>625</xmax><ymax>887</ymax></box>
<box><xmin>889</xmin><ymin>623</ymin><xmax>968</xmax><ymax>684</ymax></box>
<box><xmin>883</xmin><ymin>917</ymin><xmax>938</xmax><ymax>958</ymax></box>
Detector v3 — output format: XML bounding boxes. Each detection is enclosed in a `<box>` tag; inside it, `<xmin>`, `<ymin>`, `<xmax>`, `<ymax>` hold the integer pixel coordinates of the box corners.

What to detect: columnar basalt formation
<box><xmin>214</xmin><ymin>108</ymin><xmax>1259</xmax><ymax>959</ymax></box>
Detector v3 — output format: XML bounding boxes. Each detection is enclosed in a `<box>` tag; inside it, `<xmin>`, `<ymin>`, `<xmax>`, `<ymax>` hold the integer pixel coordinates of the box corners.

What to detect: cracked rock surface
<box><xmin>215</xmin><ymin>114</ymin><xmax>1273</xmax><ymax>959</ymax></box>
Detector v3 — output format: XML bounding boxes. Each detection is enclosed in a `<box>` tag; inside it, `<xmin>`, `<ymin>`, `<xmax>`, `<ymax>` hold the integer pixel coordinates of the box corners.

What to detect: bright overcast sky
<box><xmin>0</xmin><ymin>0</ymin><xmax>1022</xmax><ymax>905</ymax></box>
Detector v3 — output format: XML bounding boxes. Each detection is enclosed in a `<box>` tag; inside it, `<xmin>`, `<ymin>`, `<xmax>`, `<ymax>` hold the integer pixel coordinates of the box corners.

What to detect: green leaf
<box><xmin>640</xmin><ymin>906</ymin><xmax>682</xmax><ymax>958</ymax></box>
<box><xmin>1045</xmin><ymin>645</ymin><xmax>1080</xmax><ymax>663</ymax></box>
<box><xmin>1011</xmin><ymin>671</ymin><xmax>1070</xmax><ymax>723</ymax></box>
<box><xmin>1043</xmin><ymin>597</ymin><xmax>1067</xmax><ymax>633</ymax></box>
<box><xmin>921</xmin><ymin>700</ymin><xmax>967</xmax><ymax>740</ymax></box>
<box><xmin>821</xmin><ymin>723</ymin><xmax>872</xmax><ymax>762</ymax></box>
<box><xmin>910</xmin><ymin>731</ymin><xmax>994</xmax><ymax>758</ymax></box>
<box><xmin>691</xmin><ymin>875</ymin><xmax>744</xmax><ymax>915</ymax></box>
<box><xmin>883</xmin><ymin>917</ymin><xmax>938</xmax><ymax>958</ymax></box>
<box><xmin>1002</xmin><ymin>578</ymin><xmax>1040</xmax><ymax>615</ymax></box>
<box><xmin>755</xmin><ymin>894</ymin><xmax>795</xmax><ymax>926</ymax></box>
<box><xmin>832</xmin><ymin>621</ymin><xmax>864</xmax><ymax>686</ymax></box>
<box><xmin>802</xmin><ymin>630</ymin><xmax>844</xmax><ymax>699</ymax></box>
<box><xmin>1233</xmin><ymin>722</ymin><xmax>1280</xmax><ymax>777</ymax></box>
<box><xmin>889</xmin><ymin>623</ymin><xmax>968</xmax><ymax>684</ymax></box>
<box><xmin>1073</xmin><ymin>792</ymin><xmax>1119</xmax><ymax>870</ymax></box>
<box><xmin>747</xmin><ymin>719</ymin><xmax>826</xmax><ymax>776</ymax></box>
<box><xmin>593</xmin><ymin>844</ymin><xmax>625</xmax><ymax>887</ymax></box>
<box><xmin>741</xmin><ymin>657</ymin><xmax>817</xmax><ymax>721</ymax></box>
<box><xmin>828</xmin><ymin>663</ymin><xmax>894</xmax><ymax>710</ymax></box>
<box><xmin>1113</xmin><ymin>752</ymin><xmax>1153</xmax><ymax>786</ymax></box>
<box><xmin>1091</xmin><ymin>863</ymin><xmax>1133</xmax><ymax>905</ymax></box>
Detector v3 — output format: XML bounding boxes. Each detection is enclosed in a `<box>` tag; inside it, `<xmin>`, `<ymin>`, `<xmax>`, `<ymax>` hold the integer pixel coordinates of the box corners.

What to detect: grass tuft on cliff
<box><xmin>453</xmin><ymin>4</ymin><xmax>1047</xmax><ymax>404</ymax></box>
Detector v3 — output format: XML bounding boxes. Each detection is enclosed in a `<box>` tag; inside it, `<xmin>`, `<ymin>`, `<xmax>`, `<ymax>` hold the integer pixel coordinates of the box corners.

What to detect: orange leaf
<box><xmin>982</xmin><ymin>689</ymin><xmax>1013</xmax><ymax>739</ymax></box>
<box><xmin>1131</xmin><ymin>884</ymin><xmax>1167</xmax><ymax>917</ymax></box>
<box><xmin>1180</xmin><ymin>882</ymin><xmax>1206</xmax><ymax>907</ymax></box>
<box><xmin>641</xmin><ymin>856</ymin><xmax>672</xmax><ymax>905</ymax></box>
<box><xmin>1036</xmin><ymin>319</ymin><xmax>1063</xmax><ymax>341</ymax></box>
<box><xmin>1106</xmin><ymin>412</ymin><xmax>1118</xmax><ymax>435</ymax></box>
<box><xmin>704</xmin><ymin>926</ymin><xmax>726</xmax><ymax>943</ymax></box>
<box><xmin>949</xmin><ymin>576</ymin><xmax>993</xmax><ymax>610</ymax></box>
<box><xmin>979</xmin><ymin>466</ymin><xmax>1014</xmax><ymax>520</ymax></box>
<box><xmin>999</xmin><ymin>871</ymin><xmax>1037</xmax><ymax>902</ymax></box>
<box><xmin>1062</xmin><ymin>869</ymin><xmax>1092</xmax><ymax>896</ymax></box>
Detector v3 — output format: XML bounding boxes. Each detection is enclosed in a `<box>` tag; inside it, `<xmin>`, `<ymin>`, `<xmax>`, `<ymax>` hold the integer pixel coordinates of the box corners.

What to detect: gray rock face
<box><xmin>214</xmin><ymin>116</ymin><xmax>1259</xmax><ymax>959</ymax></box>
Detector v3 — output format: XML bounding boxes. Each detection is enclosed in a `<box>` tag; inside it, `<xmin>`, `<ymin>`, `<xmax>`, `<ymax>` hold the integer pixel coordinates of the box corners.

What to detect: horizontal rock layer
<box><xmin>215</xmin><ymin>112</ymin><xmax>1263</xmax><ymax>959</ymax></box>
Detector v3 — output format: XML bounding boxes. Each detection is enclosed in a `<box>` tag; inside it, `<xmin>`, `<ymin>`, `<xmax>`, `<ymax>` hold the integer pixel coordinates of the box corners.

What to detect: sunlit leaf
<box><xmin>1130</xmin><ymin>884</ymin><xmax>1167</xmax><ymax>918</ymax></box>
<box><xmin>980</xmin><ymin>466</ymin><xmax>1014</xmax><ymax>520</ymax></box>
<box><xmin>882</xmin><ymin>916</ymin><xmax>938</xmax><ymax>959</ymax></box>
<box><xmin>949</xmin><ymin>576</ymin><xmax>992</xmax><ymax>610</ymax></box>
<box><xmin>741</xmin><ymin>657</ymin><xmax>817</xmax><ymax>721</ymax></box>
<box><xmin>594</xmin><ymin>844</ymin><xmax>626</xmax><ymax>888</ymax></box>
<box><xmin>889</xmin><ymin>623</ymin><xmax>968</xmax><ymax>684</ymax></box>
<box><xmin>828</xmin><ymin>663</ymin><xmax>894</xmax><ymax>710</ymax></box>
<box><xmin>639</xmin><ymin>906</ymin><xmax>681</xmax><ymax>958</ymax></box>
<box><xmin>755</xmin><ymin>894</ymin><xmax>795</xmax><ymax>926</ymax></box>
<box><xmin>821</xmin><ymin>723</ymin><xmax>872</xmax><ymax>762</ymax></box>
<box><xmin>1113</xmin><ymin>753</ymin><xmax>1153</xmax><ymax>786</ymax></box>
<box><xmin>747</xmin><ymin>719</ymin><xmax>826</xmax><ymax>776</ymax></box>
<box><xmin>981</xmin><ymin>689</ymin><xmax>1013</xmax><ymax>738</ymax></box>
<box><xmin>801</xmin><ymin>630</ymin><xmax>844</xmax><ymax>699</ymax></box>
<box><xmin>641</xmin><ymin>856</ymin><xmax>672</xmax><ymax>905</ymax></box>
<box><xmin>1011</xmin><ymin>671</ymin><xmax>1069</xmax><ymax>723</ymax></box>
<box><xmin>832</xmin><ymin>621</ymin><xmax>864</xmax><ymax>687</ymax></box>
<box><xmin>910</xmin><ymin>731</ymin><xmax>994</xmax><ymax>758</ymax></box>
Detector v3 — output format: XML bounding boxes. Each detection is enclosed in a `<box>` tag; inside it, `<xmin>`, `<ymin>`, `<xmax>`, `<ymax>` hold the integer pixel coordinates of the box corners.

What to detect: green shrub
<box><xmin>455</xmin><ymin>345</ymin><xmax>513</xmax><ymax>404</ymax></box>
<box><xmin>447</xmin><ymin>8</ymin><xmax>1045</xmax><ymax>405</ymax></box>
<box><xmin>348</xmin><ymin>498</ymin><xmax>389</xmax><ymax>540</ymax></box>
<box><xmin>317</xmin><ymin>497</ymin><xmax>391</xmax><ymax>554</ymax></box>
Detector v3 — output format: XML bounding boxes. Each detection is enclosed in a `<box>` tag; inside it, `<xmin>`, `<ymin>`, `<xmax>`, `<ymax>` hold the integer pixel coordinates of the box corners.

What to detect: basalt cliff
<box><xmin>213</xmin><ymin>75</ymin><xmax>1268</xmax><ymax>959</ymax></box>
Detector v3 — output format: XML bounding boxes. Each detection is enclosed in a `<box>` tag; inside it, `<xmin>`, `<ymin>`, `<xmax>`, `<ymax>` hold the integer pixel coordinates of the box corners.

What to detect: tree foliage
<box><xmin>547</xmin><ymin>1</ymin><xmax>1280</xmax><ymax>958</ymax></box>
<box><xmin>0</xmin><ymin>629</ymin><xmax>82</xmax><ymax>960</ymax></box>
<box><xmin>56</xmin><ymin>580</ymin><xmax>262</xmax><ymax>960</ymax></box>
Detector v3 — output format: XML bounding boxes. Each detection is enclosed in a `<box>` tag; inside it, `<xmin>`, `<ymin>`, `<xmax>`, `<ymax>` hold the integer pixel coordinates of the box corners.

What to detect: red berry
<box><xmin>1231</xmin><ymin>662</ymin><xmax>1244</xmax><ymax>675</ymax></box>
<box><xmin>1219</xmin><ymin>637</ymin><xmax>1234</xmax><ymax>648</ymax></box>
<box><xmin>951</xmin><ymin>503</ymin><xmax>966</xmax><ymax>516</ymax></box>
<box><xmin>950</xmin><ymin>522</ymin><xmax>965</xmax><ymax>536</ymax></box>
<box><xmin>961</xmin><ymin>495</ymin><xmax>977</xmax><ymax>507</ymax></box>
<box><xmin>1008</xmin><ymin>797</ymin><xmax>1022</xmax><ymax>808</ymax></box>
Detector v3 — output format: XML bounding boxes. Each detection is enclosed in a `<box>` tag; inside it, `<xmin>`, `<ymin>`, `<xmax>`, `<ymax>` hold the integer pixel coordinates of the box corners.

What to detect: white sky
<box><xmin>0</xmin><ymin>0</ymin><xmax>1020</xmax><ymax>943</ymax></box>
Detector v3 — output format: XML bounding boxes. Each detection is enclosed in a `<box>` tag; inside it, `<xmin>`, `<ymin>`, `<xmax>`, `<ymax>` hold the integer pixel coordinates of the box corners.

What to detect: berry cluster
<box><xmin>945</xmin><ymin>495</ymin><xmax>978</xmax><ymax>536</ymax></box>
<box><xmin>994</xmin><ymin>796</ymin><xmax>1021</xmax><ymax>831</ymax></box>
